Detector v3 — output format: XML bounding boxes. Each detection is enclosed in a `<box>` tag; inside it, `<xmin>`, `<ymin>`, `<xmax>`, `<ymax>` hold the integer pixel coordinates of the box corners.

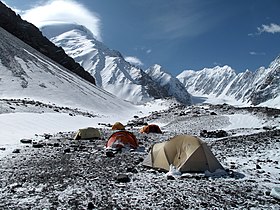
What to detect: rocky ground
<box><xmin>0</xmin><ymin>104</ymin><xmax>279</xmax><ymax>209</ymax></box>
<box><xmin>0</xmin><ymin>99</ymin><xmax>96</xmax><ymax>117</ymax></box>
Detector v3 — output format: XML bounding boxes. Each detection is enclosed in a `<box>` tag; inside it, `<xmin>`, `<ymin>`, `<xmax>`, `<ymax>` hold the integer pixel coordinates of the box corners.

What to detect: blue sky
<box><xmin>3</xmin><ymin>0</ymin><xmax>280</xmax><ymax>75</ymax></box>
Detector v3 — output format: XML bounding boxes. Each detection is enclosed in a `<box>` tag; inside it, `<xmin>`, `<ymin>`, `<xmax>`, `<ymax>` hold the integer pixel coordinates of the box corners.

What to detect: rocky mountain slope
<box><xmin>0</xmin><ymin>2</ymin><xmax>95</xmax><ymax>85</ymax></box>
<box><xmin>146</xmin><ymin>64</ymin><xmax>191</xmax><ymax>104</ymax></box>
<box><xmin>0</xmin><ymin>103</ymin><xmax>279</xmax><ymax>209</ymax></box>
<box><xmin>0</xmin><ymin>26</ymin><xmax>136</xmax><ymax>116</ymax></box>
<box><xmin>41</xmin><ymin>23</ymin><xmax>192</xmax><ymax>105</ymax></box>
<box><xmin>177</xmin><ymin>56</ymin><xmax>280</xmax><ymax>106</ymax></box>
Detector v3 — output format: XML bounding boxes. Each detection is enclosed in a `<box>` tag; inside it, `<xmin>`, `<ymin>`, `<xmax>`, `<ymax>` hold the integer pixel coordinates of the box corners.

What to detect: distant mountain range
<box><xmin>41</xmin><ymin>23</ymin><xmax>192</xmax><ymax>105</ymax></box>
<box><xmin>0</xmin><ymin>1</ymin><xmax>279</xmax><ymax>108</ymax></box>
<box><xmin>177</xmin><ymin>57</ymin><xmax>280</xmax><ymax>106</ymax></box>
<box><xmin>40</xmin><ymin>22</ymin><xmax>279</xmax><ymax>107</ymax></box>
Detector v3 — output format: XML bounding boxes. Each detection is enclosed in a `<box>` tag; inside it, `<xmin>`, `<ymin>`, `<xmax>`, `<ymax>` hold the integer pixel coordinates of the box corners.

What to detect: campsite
<box><xmin>0</xmin><ymin>1</ymin><xmax>279</xmax><ymax>209</ymax></box>
<box><xmin>0</xmin><ymin>101</ymin><xmax>279</xmax><ymax>209</ymax></box>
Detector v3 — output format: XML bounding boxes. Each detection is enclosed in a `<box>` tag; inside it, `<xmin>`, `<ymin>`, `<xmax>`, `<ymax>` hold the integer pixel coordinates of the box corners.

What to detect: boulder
<box><xmin>20</xmin><ymin>139</ymin><xmax>32</xmax><ymax>144</ymax></box>
<box><xmin>115</xmin><ymin>174</ymin><xmax>130</xmax><ymax>183</ymax></box>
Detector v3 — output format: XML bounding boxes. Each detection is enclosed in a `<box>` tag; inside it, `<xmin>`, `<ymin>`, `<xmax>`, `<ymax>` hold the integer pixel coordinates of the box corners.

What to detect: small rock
<box><xmin>33</xmin><ymin>143</ymin><xmax>44</xmax><ymax>148</ymax></box>
<box><xmin>87</xmin><ymin>202</ymin><xmax>95</xmax><ymax>210</ymax></box>
<box><xmin>265</xmin><ymin>191</ymin><xmax>270</xmax><ymax>196</ymax></box>
<box><xmin>210</xmin><ymin>112</ymin><xmax>217</xmax><ymax>115</ymax></box>
<box><xmin>230</xmin><ymin>165</ymin><xmax>236</xmax><ymax>169</ymax></box>
<box><xmin>44</xmin><ymin>134</ymin><xmax>52</xmax><ymax>139</ymax></box>
<box><xmin>115</xmin><ymin>174</ymin><xmax>130</xmax><ymax>183</ymax></box>
<box><xmin>53</xmin><ymin>143</ymin><xmax>60</xmax><ymax>147</ymax></box>
<box><xmin>64</xmin><ymin>148</ymin><xmax>71</xmax><ymax>153</ymax></box>
<box><xmin>134</xmin><ymin>157</ymin><xmax>144</xmax><ymax>165</ymax></box>
<box><xmin>127</xmin><ymin>167</ymin><xmax>138</xmax><ymax>173</ymax></box>
<box><xmin>256</xmin><ymin>164</ymin><xmax>262</xmax><ymax>169</ymax></box>
<box><xmin>263</xmin><ymin>126</ymin><xmax>272</xmax><ymax>130</ymax></box>
<box><xmin>166</xmin><ymin>175</ymin><xmax>175</xmax><ymax>180</ymax></box>
<box><xmin>20</xmin><ymin>139</ymin><xmax>32</xmax><ymax>144</ymax></box>
<box><xmin>200</xmin><ymin>202</ymin><xmax>208</xmax><ymax>208</ymax></box>
<box><xmin>12</xmin><ymin>149</ymin><xmax>20</xmax><ymax>153</ymax></box>
<box><xmin>105</xmin><ymin>150</ymin><xmax>115</xmax><ymax>157</ymax></box>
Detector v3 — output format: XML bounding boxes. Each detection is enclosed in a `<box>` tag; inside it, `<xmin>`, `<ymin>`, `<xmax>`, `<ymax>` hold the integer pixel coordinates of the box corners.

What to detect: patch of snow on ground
<box><xmin>0</xmin><ymin>100</ymin><xmax>169</xmax><ymax>159</ymax></box>
<box><xmin>223</xmin><ymin>114</ymin><xmax>264</xmax><ymax>130</ymax></box>
<box><xmin>0</xmin><ymin>113</ymin><xmax>96</xmax><ymax>145</ymax></box>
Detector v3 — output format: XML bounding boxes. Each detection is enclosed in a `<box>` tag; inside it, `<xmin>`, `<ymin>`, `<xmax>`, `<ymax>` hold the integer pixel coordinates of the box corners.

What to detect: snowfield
<box><xmin>0</xmin><ymin>100</ymin><xmax>279</xmax><ymax>209</ymax></box>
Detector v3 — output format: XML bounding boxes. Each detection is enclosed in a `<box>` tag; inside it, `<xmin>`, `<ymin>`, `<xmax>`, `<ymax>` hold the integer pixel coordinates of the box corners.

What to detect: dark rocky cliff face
<box><xmin>250</xmin><ymin>63</ymin><xmax>280</xmax><ymax>105</ymax></box>
<box><xmin>0</xmin><ymin>2</ymin><xmax>95</xmax><ymax>85</ymax></box>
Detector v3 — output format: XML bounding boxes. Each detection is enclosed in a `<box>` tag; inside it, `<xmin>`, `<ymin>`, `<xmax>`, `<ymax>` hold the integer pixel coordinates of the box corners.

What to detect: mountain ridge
<box><xmin>0</xmin><ymin>26</ymin><xmax>137</xmax><ymax>116</ymax></box>
<box><xmin>177</xmin><ymin>56</ymin><xmax>280</xmax><ymax>107</ymax></box>
<box><xmin>1</xmin><ymin>1</ymin><xmax>278</xmax><ymax>108</ymax></box>
<box><xmin>146</xmin><ymin>64</ymin><xmax>192</xmax><ymax>105</ymax></box>
<box><xmin>0</xmin><ymin>2</ymin><xmax>96</xmax><ymax>85</ymax></box>
<box><xmin>42</xmin><ymin>23</ymin><xmax>192</xmax><ymax>105</ymax></box>
<box><xmin>46</xmin><ymin>21</ymin><xmax>279</xmax><ymax>107</ymax></box>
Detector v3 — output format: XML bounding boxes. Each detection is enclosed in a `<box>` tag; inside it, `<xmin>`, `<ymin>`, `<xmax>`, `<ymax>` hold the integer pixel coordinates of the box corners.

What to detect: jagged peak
<box><xmin>147</xmin><ymin>64</ymin><xmax>169</xmax><ymax>74</ymax></box>
<box><xmin>40</xmin><ymin>22</ymin><xmax>95</xmax><ymax>40</ymax></box>
<box><xmin>243</xmin><ymin>69</ymin><xmax>253</xmax><ymax>74</ymax></box>
<box><xmin>151</xmin><ymin>63</ymin><xmax>162</xmax><ymax>69</ymax></box>
<box><xmin>45</xmin><ymin>23</ymin><xmax>125</xmax><ymax>60</ymax></box>
<box><xmin>268</xmin><ymin>54</ymin><xmax>280</xmax><ymax>68</ymax></box>
<box><xmin>212</xmin><ymin>65</ymin><xmax>235</xmax><ymax>72</ymax></box>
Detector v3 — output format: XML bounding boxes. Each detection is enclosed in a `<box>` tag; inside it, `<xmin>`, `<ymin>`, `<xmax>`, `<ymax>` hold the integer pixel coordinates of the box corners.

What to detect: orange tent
<box><xmin>140</xmin><ymin>124</ymin><xmax>162</xmax><ymax>134</ymax></box>
<box><xmin>106</xmin><ymin>131</ymin><xmax>138</xmax><ymax>149</ymax></box>
<box><xmin>112</xmin><ymin>122</ymin><xmax>125</xmax><ymax>130</ymax></box>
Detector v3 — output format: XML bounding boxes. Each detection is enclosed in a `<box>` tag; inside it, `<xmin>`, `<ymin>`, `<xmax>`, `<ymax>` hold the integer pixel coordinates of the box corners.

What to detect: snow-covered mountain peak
<box><xmin>41</xmin><ymin>22</ymin><xmax>95</xmax><ymax>40</ymax></box>
<box><xmin>177</xmin><ymin>56</ymin><xmax>280</xmax><ymax>108</ymax></box>
<box><xmin>38</xmin><ymin>21</ymin><xmax>279</xmax><ymax>108</ymax></box>
<box><xmin>41</xmin><ymin>23</ymin><xmax>122</xmax><ymax>60</ymax></box>
<box><xmin>146</xmin><ymin>64</ymin><xmax>172</xmax><ymax>85</ymax></box>
<box><xmin>0</xmin><ymin>26</ymin><xmax>138</xmax><ymax>116</ymax></box>
<box><xmin>177</xmin><ymin>65</ymin><xmax>237</xmax><ymax>97</ymax></box>
<box><xmin>146</xmin><ymin>65</ymin><xmax>192</xmax><ymax>105</ymax></box>
<box><xmin>269</xmin><ymin>54</ymin><xmax>280</xmax><ymax>69</ymax></box>
<box><xmin>40</xmin><ymin>23</ymin><xmax>191</xmax><ymax>105</ymax></box>
<box><xmin>149</xmin><ymin>64</ymin><xmax>164</xmax><ymax>72</ymax></box>
<box><xmin>200</xmin><ymin>65</ymin><xmax>236</xmax><ymax>76</ymax></box>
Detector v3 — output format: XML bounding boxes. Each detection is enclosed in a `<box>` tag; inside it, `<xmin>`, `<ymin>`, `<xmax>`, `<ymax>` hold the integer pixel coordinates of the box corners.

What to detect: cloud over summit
<box><xmin>21</xmin><ymin>0</ymin><xmax>102</xmax><ymax>41</ymax></box>
<box><xmin>125</xmin><ymin>56</ymin><xmax>144</xmax><ymax>66</ymax></box>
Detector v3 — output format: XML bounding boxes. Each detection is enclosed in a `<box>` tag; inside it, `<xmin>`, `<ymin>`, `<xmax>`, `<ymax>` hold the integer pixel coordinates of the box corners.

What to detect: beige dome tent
<box><xmin>112</xmin><ymin>122</ymin><xmax>125</xmax><ymax>130</ymax></box>
<box><xmin>74</xmin><ymin>127</ymin><xmax>101</xmax><ymax>140</ymax></box>
<box><xmin>142</xmin><ymin>135</ymin><xmax>224</xmax><ymax>173</ymax></box>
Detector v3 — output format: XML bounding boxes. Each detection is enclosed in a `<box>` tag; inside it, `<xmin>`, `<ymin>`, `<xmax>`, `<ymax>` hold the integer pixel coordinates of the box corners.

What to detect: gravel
<box><xmin>0</xmin><ymin>104</ymin><xmax>279</xmax><ymax>209</ymax></box>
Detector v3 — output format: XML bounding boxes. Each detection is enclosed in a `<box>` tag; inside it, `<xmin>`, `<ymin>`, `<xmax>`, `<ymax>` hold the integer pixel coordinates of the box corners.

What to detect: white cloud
<box><xmin>21</xmin><ymin>0</ymin><xmax>102</xmax><ymax>41</ymax></box>
<box><xmin>124</xmin><ymin>56</ymin><xmax>144</xmax><ymax>66</ymax></box>
<box><xmin>134</xmin><ymin>46</ymin><xmax>152</xmax><ymax>54</ymax></box>
<box><xmin>213</xmin><ymin>62</ymin><xmax>222</xmax><ymax>66</ymax></box>
<box><xmin>249</xmin><ymin>51</ymin><xmax>266</xmax><ymax>56</ymax></box>
<box><xmin>257</xmin><ymin>23</ymin><xmax>280</xmax><ymax>34</ymax></box>
<box><xmin>146</xmin><ymin>49</ymin><xmax>152</xmax><ymax>54</ymax></box>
